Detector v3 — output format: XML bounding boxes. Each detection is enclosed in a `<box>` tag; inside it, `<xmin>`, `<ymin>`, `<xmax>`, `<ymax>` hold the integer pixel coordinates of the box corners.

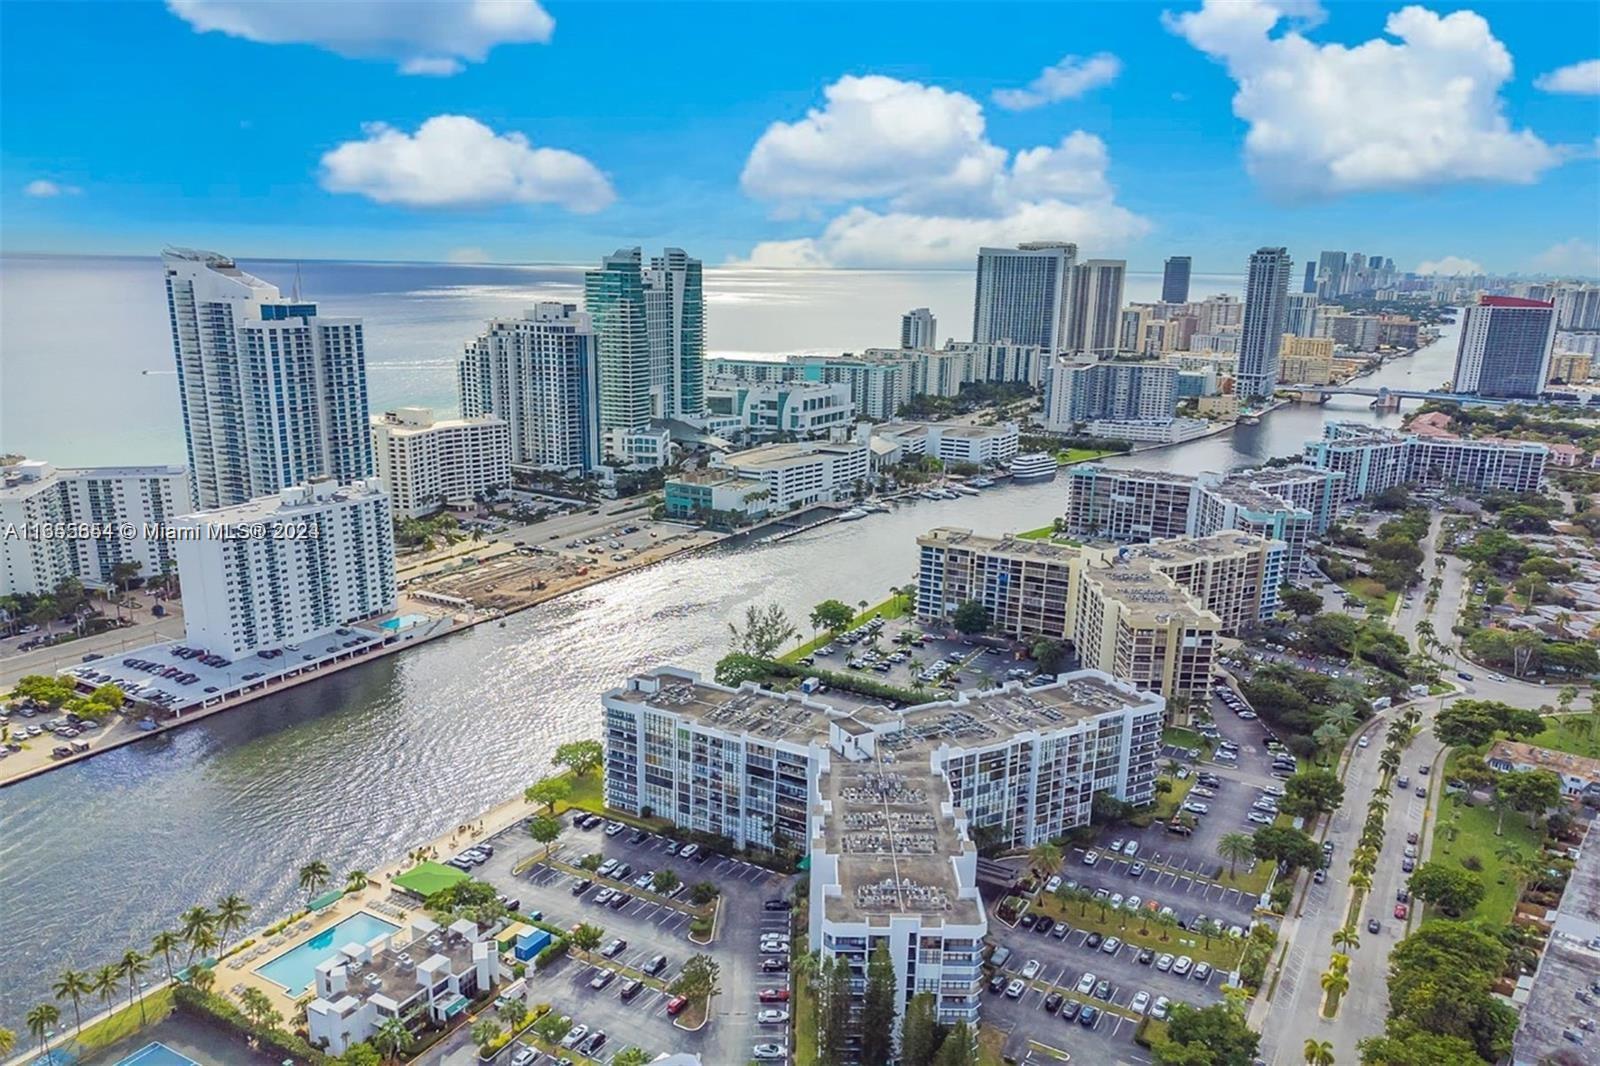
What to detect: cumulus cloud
<box><xmin>1164</xmin><ymin>0</ymin><xmax>1561</xmax><ymax>198</ymax></box>
<box><xmin>320</xmin><ymin>115</ymin><xmax>614</xmax><ymax>212</ymax></box>
<box><xmin>1532</xmin><ymin>239</ymin><xmax>1600</xmax><ymax>277</ymax></box>
<box><xmin>1415</xmin><ymin>256</ymin><xmax>1484</xmax><ymax>276</ymax></box>
<box><xmin>1535</xmin><ymin>59</ymin><xmax>1600</xmax><ymax>95</ymax></box>
<box><xmin>737</xmin><ymin>75</ymin><xmax>1148</xmax><ymax>268</ymax></box>
<box><xmin>992</xmin><ymin>52</ymin><xmax>1122</xmax><ymax>110</ymax></box>
<box><xmin>167</xmin><ymin>0</ymin><xmax>553</xmax><ymax>75</ymax></box>
<box><xmin>23</xmin><ymin>179</ymin><xmax>80</xmax><ymax>197</ymax></box>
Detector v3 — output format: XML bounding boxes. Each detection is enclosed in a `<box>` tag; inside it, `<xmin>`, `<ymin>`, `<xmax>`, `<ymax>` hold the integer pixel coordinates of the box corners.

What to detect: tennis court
<box><xmin>112</xmin><ymin>1042</ymin><xmax>202</xmax><ymax>1066</ymax></box>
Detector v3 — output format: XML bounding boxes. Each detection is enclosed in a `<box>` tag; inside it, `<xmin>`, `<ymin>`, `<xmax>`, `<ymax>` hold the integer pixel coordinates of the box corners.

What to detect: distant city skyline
<box><xmin>2</xmin><ymin>1</ymin><xmax>1596</xmax><ymax>276</ymax></box>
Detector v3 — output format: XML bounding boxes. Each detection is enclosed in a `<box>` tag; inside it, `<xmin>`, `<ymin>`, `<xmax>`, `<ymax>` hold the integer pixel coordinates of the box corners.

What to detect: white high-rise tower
<box><xmin>973</xmin><ymin>242</ymin><xmax>1076</xmax><ymax>352</ymax></box>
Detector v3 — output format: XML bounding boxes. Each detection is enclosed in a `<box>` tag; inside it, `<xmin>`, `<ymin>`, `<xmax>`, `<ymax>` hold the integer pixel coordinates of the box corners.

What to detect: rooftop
<box><xmin>321</xmin><ymin>916</ymin><xmax>483</xmax><ymax>1010</ymax></box>
<box><xmin>720</xmin><ymin>440</ymin><xmax>862</xmax><ymax>472</ymax></box>
<box><xmin>1487</xmin><ymin>739</ymin><xmax>1600</xmax><ymax>784</ymax></box>
<box><xmin>1511</xmin><ymin>839</ymin><xmax>1600</xmax><ymax>1065</ymax></box>
<box><xmin>178</xmin><ymin>477</ymin><xmax>387</xmax><ymax>523</ymax></box>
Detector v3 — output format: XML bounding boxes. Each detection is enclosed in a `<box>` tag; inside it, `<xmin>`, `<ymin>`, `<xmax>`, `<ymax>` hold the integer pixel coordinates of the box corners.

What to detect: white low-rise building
<box><xmin>704</xmin><ymin>378</ymin><xmax>854</xmax><ymax>440</ymax></box>
<box><xmin>306</xmin><ymin>916</ymin><xmax>500</xmax><ymax>1056</ymax></box>
<box><xmin>0</xmin><ymin>459</ymin><xmax>191</xmax><ymax>596</ymax></box>
<box><xmin>603</xmin><ymin>426</ymin><xmax>673</xmax><ymax>469</ymax></box>
<box><xmin>371</xmin><ymin>408</ymin><xmax>511</xmax><ymax>519</ymax></box>
<box><xmin>710</xmin><ymin>439</ymin><xmax>869</xmax><ymax>511</ymax></box>
<box><xmin>175</xmin><ymin>478</ymin><xmax>397</xmax><ymax>658</ymax></box>
<box><xmin>873</xmin><ymin>422</ymin><xmax>1019</xmax><ymax>466</ymax></box>
<box><xmin>1084</xmin><ymin>417</ymin><xmax>1211</xmax><ymax>444</ymax></box>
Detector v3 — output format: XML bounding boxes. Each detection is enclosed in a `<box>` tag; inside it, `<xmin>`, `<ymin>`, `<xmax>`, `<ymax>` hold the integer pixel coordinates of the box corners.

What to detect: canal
<box><xmin>0</xmin><ymin>321</ymin><xmax>1458</xmax><ymax>1029</ymax></box>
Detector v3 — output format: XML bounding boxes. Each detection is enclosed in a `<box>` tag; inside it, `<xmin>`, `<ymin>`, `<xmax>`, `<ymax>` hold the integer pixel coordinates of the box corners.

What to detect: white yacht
<box><xmin>838</xmin><ymin>508</ymin><xmax>868</xmax><ymax>521</ymax></box>
<box><xmin>1009</xmin><ymin>452</ymin><xmax>1060</xmax><ymax>482</ymax></box>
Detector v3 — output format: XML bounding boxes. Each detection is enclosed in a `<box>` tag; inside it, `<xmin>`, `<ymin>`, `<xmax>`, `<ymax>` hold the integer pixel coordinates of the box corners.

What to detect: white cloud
<box><xmin>1531</xmin><ymin>239</ymin><xmax>1600</xmax><ymax>277</ymax></box>
<box><xmin>23</xmin><ymin>179</ymin><xmax>80</xmax><ymax>198</ymax></box>
<box><xmin>1415</xmin><ymin>255</ymin><xmax>1484</xmax><ymax>275</ymax></box>
<box><xmin>319</xmin><ymin>115</ymin><xmax>614</xmax><ymax>212</ymax></box>
<box><xmin>1535</xmin><ymin>59</ymin><xmax>1600</xmax><ymax>95</ymax></box>
<box><xmin>1164</xmin><ymin>0</ymin><xmax>1561</xmax><ymax>198</ymax></box>
<box><xmin>737</xmin><ymin>75</ymin><xmax>1149</xmax><ymax>268</ymax></box>
<box><xmin>992</xmin><ymin>52</ymin><xmax>1122</xmax><ymax>110</ymax></box>
<box><xmin>167</xmin><ymin>0</ymin><xmax>553</xmax><ymax>75</ymax></box>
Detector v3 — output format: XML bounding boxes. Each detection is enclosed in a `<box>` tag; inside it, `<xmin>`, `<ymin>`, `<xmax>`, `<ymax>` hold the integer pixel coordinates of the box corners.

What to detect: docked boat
<box><xmin>919</xmin><ymin>490</ymin><xmax>941</xmax><ymax>500</ymax></box>
<box><xmin>838</xmin><ymin>507</ymin><xmax>868</xmax><ymax>521</ymax></box>
<box><xmin>1009</xmin><ymin>452</ymin><xmax>1060</xmax><ymax>482</ymax></box>
<box><xmin>969</xmin><ymin>477</ymin><xmax>995</xmax><ymax>488</ymax></box>
<box><xmin>951</xmin><ymin>483</ymin><xmax>980</xmax><ymax>496</ymax></box>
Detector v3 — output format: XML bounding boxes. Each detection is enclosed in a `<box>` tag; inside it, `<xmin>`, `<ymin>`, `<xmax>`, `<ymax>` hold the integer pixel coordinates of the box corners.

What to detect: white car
<box><xmin>1109</xmin><ymin>893</ymin><xmax>1124</xmax><ymax>909</ymax></box>
<box><xmin>1151</xmin><ymin>995</ymin><xmax>1171</xmax><ymax>1021</ymax></box>
<box><xmin>1004</xmin><ymin>979</ymin><xmax>1025</xmax><ymax>998</ymax></box>
<box><xmin>1045</xmin><ymin>875</ymin><xmax>1062</xmax><ymax>894</ymax></box>
<box><xmin>1130</xmin><ymin>990</ymin><xmax>1151</xmax><ymax>1015</ymax></box>
<box><xmin>1173</xmin><ymin>955</ymin><xmax>1194</xmax><ymax>976</ymax></box>
<box><xmin>1022</xmin><ymin>959</ymin><xmax>1041</xmax><ymax>979</ymax></box>
<box><xmin>1076</xmin><ymin>972</ymin><xmax>1098</xmax><ymax>995</ymax></box>
<box><xmin>757</xmin><ymin>1009</ymin><xmax>790</xmax><ymax>1024</ymax></box>
<box><xmin>604</xmin><ymin>821</ymin><xmax>625</xmax><ymax>836</ymax></box>
<box><xmin>1238</xmin><ymin>710</ymin><xmax>1259</xmax><ymax>720</ymax></box>
<box><xmin>1247</xmin><ymin>813</ymin><xmax>1274</xmax><ymax>825</ymax></box>
<box><xmin>1123</xmin><ymin>842</ymin><xmax>1139</xmax><ymax>858</ymax></box>
<box><xmin>1083</xmin><ymin>850</ymin><xmax>1100</xmax><ymax>866</ymax></box>
<box><xmin>1156</xmin><ymin>953</ymin><xmax>1175</xmax><ymax>972</ymax></box>
<box><xmin>1126</xmin><ymin>895</ymin><xmax>1142</xmax><ymax>911</ymax></box>
<box><xmin>1358</xmin><ymin>736</ymin><xmax>1371</xmax><ymax>748</ymax></box>
<box><xmin>1102</xmin><ymin>936</ymin><xmax>1122</xmax><ymax>955</ymax></box>
<box><xmin>510</xmin><ymin>1047</ymin><xmax>537</xmax><ymax>1066</ymax></box>
<box><xmin>1109</xmin><ymin>838</ymin><xmax>1126</xmax><ymax>853</ymax></box>
<box><xmin>753</xmin><ymin>1044</ymin><xmax>787</xmax><ymax>1060</ymax></box>
<box><xmin>561</xmin><ymin>1025</ymin><xmax>589</xmax><ymax>1049</ymax></box>
<box><xmin>679</xmin><ymin>844</ymin><xmax>700</xmax><ymax>859</ymax></box>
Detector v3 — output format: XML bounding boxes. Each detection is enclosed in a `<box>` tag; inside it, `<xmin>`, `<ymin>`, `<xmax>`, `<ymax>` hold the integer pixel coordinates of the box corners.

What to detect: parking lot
<box><xmin>467</xmin><ymin>813</ymin><xmax>798</xmax><ymax>1066</ymax></box>
<box><xmin>802</xmin><ymin>616</ymin><xmax>1060</xmax><ymax>696</ymax></box>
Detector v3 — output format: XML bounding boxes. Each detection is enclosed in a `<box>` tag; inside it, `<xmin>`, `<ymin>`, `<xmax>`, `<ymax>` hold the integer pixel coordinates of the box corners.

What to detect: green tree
<box><xmin>118</xmin><ymin>949</ymin><xmax>150</xmax><ymax>1021</ymax></box>
<box><xmin>1251</xmin><ymin>825</ymin><xmax>1322</xmax><ymax>871</ymax></box>
<box><xmin>25</xmin><ymin>1004</ymin><xmax>59</xmax><ymax>1059</ymax></box>
<box><xmin>1028</xmin><ymin>840</ymin><xmax>1062</xmax><ymax>878</ymax></box>
<box><xmin>1217</xmin><ymin>832</ymin><xmax>1257</xmax><ymax>878</ymax></box>
<box><xmin>1153</xmin><ymin>1002</ymin><xmax>1260</xmax><ymax>1066</ymax></box>
<box><xmin>1303</xmin><ymin>1038</ymin><xmax>1334</xmax><ymax>1066</ymax></box>
<box><xmin>1497</xmin><ymin>768</ymin><xmax>1564</xmax><ymax>829</ymax></box>
<box><xmin>149</xmin><ymin>929</ymin><xmax>182</xmax><ymax>983</ymax></box>
<box><xmin>950</xmin><ymin>600</ymin><xmax>989</xmax><ymax>635</ymax></box>
<box><xmin>611</xmin><ymin>1049</ymin><xmax>652</xmax><ymax>1066</ymax></box>
<box><xmin>0</xmin><ymin>1027</ymin><xmax>13</xmax><ymax>1056</ymax></box>
<box><xmin>818</xmin><ymin>953</ymin><xmax>852</xmax><ymax>1065</ymax></box>
<box><xmin>1030</xmin><ymin>637</ymin><xmax>1067</xmax><ymax>673</ymax></box>
<box><xmin>810</xmin><ymin>599</ymin><xmax>855</xmax><ymax>635</ymax></box>
<box><xmin>933</xmin><ymin>1021</ymin><xmax>975</xmax><ymax>1066</ymax></box>
<box><xmin>527</xmin><ymin>813</ymin><xmax>561</xmax><ymax>858</ymax></box>
<box><xmin>337</xmin><ymin>1043</ymin><xmax>382</xmax><ymax>1066</ymax></box>
<box><xmin>470</xmin><ymin>1017</ymin><xmax>501</xmax><ymax>1050</ymax></box>
<box><xmin>373</xmin><ymin>1015</ymin><xmax>414</xmax><ymax>1062</ymax></box>
<box><xmin>90</xmin><ymin>965</ymin><xmax>120</xmax><ymax>1014</ymax></box>
<box><xmin>714</xmin><ymin>651</ymin><xmax>769</xmax><ymax>687</ymax></box>
<box><xmin>525</xmin><ymin>776</ymin><xmax>572</xmax><ymax>813</ymax></box>
<box><xmin>239</xmin><ymin>987</ymin><xmax>275</xmax><ymax>1028</ymax></box>
<box><xmin>1359</xmin><ymin>1023</ymin><xmax>1484</xmax><ymax>1066</ymax></box>
<box><xmin>899</xmin><ymin>992</ymin><xmax>941</xmax><ymax>1066</ymax></box>
<box><xmin>345</xmin><ymin>870</ymin><xmax>370</xmax><ymax>894</ymax></box>
<box><xmin>553</xmin><ymin>740</ymin><xmax>603</xmax><ymax>778</ymax></box>
<box><xmin>51</xmin><ymin>969</ymin><xmax>91</xmax><ymax>1035</ymax></box>
<box><xmin>532</xmin><ymin>1011</ymin><xmax>571</xmax><ymax>1044</ymax></box>
<box><xmin>651</xmin><ymin>868</ymin><xmax>682</xmax><ymax>895</ymax></box>
<box><xmin>297</xmin><ymin>859</ymin><xmax>332</xmax><ymax>900</ymax></box>
<box><xmin>570</xmin><ymin>922</ymin><xmax>606</xmax><ymax>957</ymax></box>
<box><xmin>215</xmin><ymin>894</ymin><xmax>251</xmax><ymax>943</ymax></box>
<box><xmin>859</xmin><ymin>942</ymin><xmax>897</xmax><ymax>1065</ymax></box>
<box><xmin>668</xmin><ymin>953</ymin><xmax>722</xmax><ymax>1013</ymax></box>
<box><xmin>1281</xmin><ymin>587</ymin><xmax>1323</xmax><ymax>617</ymax></box>
<box><xmin>1407</xmin><ymin>862</ymin><xmax>1486</xmax><ymax>916</ymax></box>
<box><xmin>728</xmin><ymin>603</ymin><xmax>799</xmax><ymax>658</ymax></box>
<box><xmin>1281</xmin><ymin>768</ymin><xmax>1346</xmax><ymax>819</ymax></box>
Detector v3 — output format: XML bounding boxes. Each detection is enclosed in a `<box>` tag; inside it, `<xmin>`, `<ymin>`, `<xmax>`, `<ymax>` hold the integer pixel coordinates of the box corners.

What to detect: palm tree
<box><xmin>1322</xmin><ymin>703</ymin><xmax>1359</xmax><ymax>733</ymax></box>
<box><xmin>571</xmin><ymin>923</ymin><xmax>605</xmax><ymax>958</ymax></box>
<box><xmin>189</xmin><ymin>967</ymin><xmax>216</xmax><ymax>995</ymax></box>
<box><xmin>1320</xmin><ymin>967</ymin><xmax>1349</xmax><ymax>1000</ymax></box>
<box><xmin>1304</xmin><ymin>1037</ymin><xmax>1335</xmax><ymax>1065</ymax></box>
<box><xmin>25</xmin><ymin>1004</ymin><xmax>59</xmax><ymax>1058</ymax></box>
<box><xmin>1332</xmin><ymin>926</ymin><xmax>1360</xmax><ymax>953</ymax></box>
<box><xmin>179</xmin><ymin>906</ymin><xmax>216</xmax><ymax>959</ymax></box>
<box><xmin>52</xmin><ymin>969</ymin><xmax>91</xmax><ymax>1035</ymax></box>
<box><xmin>1349</xmin><ymin>871</ymin><xmax>1372</xmax><ymax>894</ymax></box>
<box><xmin>215</xmin><ymin>894</ymin><xmax>251</xmax><ymax>945</ymax></box>
<box><xmin>239</xmin><ymin>988</ymin><xmax>274</xmax><ymax>1028</ymax></box>
<box><xmin>188</xmin><ymin>926</ymin><xmax>219</xmax><ymax>963</ymax></box>
<box><xmin>90</xmin><ymin>965</ymin><xmax>120</xmax><ymax>1014</ymax></box>
<box><xmin>1028</xmin><ymin>841</ymin><xmax>1062</xmax><ymax>878</ymax></box>
<box><xmin>0</xmin><ymin>1026</ymin><xmax>13</xmax><ymax>1056</ymax></box>
<box><xmin>1155</xmin><ymin>911</ymin><xmax>1178</xmax><ymax>943</ymax></box>
<box><xmin>119</xmin><ymin>949</ymin><xmax>150</xmax><ymax>1022</ymax></box>
<box><xmin>1217</xmin><ymin>833</ymin><xmax>1256</xmax><ymax>878</ymax></box>
<box><xmin>1378</xmin><ymin>749</ymin><xmax>1401</xmax><ymax>777</ymax></box>
<box><xmin>374</xmin><ymin>1016</ymin><xmax>414</xmax><ymax>1062</ymax></box>
<box><xmin>150</xmin><ymin>930</ymin><xmax>182</xmax><ymax>983</ymax></box>
<box><xmin>471</xmin><ymin>1017</ymin><xmax>501</xmax><ymax>1049</ymax></box>
<box><xmin>298</xmin><ymin>860</ymin><xmax>332</xmax><ymax>900</ymax></box>
<box><xmin>345</xmin><ymin>869</ymin><xmax>371</xmax><ymax>894</ymax></box>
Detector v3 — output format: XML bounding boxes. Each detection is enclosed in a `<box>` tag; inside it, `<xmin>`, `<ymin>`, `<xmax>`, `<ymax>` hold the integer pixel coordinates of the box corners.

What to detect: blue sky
<box><xmin>2</xmin><ymin>0</ymin><xmax>1596</xmax><ymax>275</ymax></box>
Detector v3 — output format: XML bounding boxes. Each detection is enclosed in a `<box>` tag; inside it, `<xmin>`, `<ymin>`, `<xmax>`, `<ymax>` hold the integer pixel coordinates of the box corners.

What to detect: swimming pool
<box><xmin>379</xmin><ymin>614</ymin><xmax>430</xmax><ymax>632</ymax></box>
<box><xmin>253</xmin><ymin>912</ymin><xmax>399</xmax><ymax>995</ymax></box>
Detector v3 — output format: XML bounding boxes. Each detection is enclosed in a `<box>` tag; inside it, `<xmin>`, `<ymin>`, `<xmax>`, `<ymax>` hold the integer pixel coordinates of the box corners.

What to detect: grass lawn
<box><xmin>1339</xmin><ymin>576</ymin><xmax>1398</xmax><ymax>616</ymax></box>
<box><xmin>553</xmin><ymin>771</ymin><xmax>672</xmax><ymax>832</ymax></box>
<box><xmin>1428</xmin><ymin>776</ymin><xmax>1542</xmax><ymax>926</ymax></box>
<box><xmin>1215</xmin><ymin>858</ymin><xmax>1274</xmax><ymax>897</ymax></box>
<box><xmin>71</xmin><ymin>985</ymin><xmax>176</xmax><ymax>1055</ymax></box>
<box><xmin>1525</xmin><ymin>714</ymin><xmax>1600</xmax><ymax>760</ymax></box>
<box><xmin>793</xmin><ymin>969</ymin><xmax>817</xmax><ymax>1066</ymax></box>
<box><xmin>1149</xmin><ymin>774</ymin><xmax>1195</xmax><ymax>823</ymax></box>
<box><xmin>779</xmin><ymin>594</ymin><xmax>912</xmax><ymax>663</ymax></box>
<box><xmin>1015</xmin><ymin>525</ymin><xmax>1082</xmax><ymax>544</ymax></box>
<box><xmin>1030</xmin><ymin>895</ymin><xmax>1246</xmax><ymax>969</ymax></box>
<box><xmin>1055</xmin><ymin>448</ymin><xmax>1117</xmax><ymax>465</ymax></box>
<box><xmin>1162</xmin><ymin>727</ymin><xmax>1206</xmax><ymax>752</ymax></box>
<box><xmin>977</xmin><ymin>1023</ymin><xmax>1008</xmax><ymax>1065</ymax></box>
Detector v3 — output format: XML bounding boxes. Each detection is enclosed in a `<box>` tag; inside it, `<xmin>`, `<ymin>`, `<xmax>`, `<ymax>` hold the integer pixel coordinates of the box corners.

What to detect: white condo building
<box><xmin>901</xmin><ymin>307</ymin><xmax>937</xmax><ymax>349</ymax></box>
<box><xmin>163</xmin><ymin>248</ymin><xmax>374</xmax><ymax>509</ymax></box>
<box><xmin>1</xmin><ymin>460</ymin><xmax>190</xmax><ymax>596</ymax></box>
<box><xmin>1067</xmin><ymin>259</ymin><xmax>1127</xmax><ymax>357</ymax></box>
<box><xmin>873</xmin><ymin>422</ymin><xmax>1020</xmax><ymax>466</ymax></box>
<box><xmin>370</xmin><ymin>408</ymin><xmax>512</xmax><ymax>519</ymax></box>
<box><xmin>174</xmin><ymin>479</ymin><xmax>397</xmax><ymax>658</ymax></box>
<box><xmin>458</xmin><ymin>303</ymin><xmax>602</xmax><ymax>472</ymax></box>
<box><xmin>603</xmin><ymin>666</ymin><xmax>1162</xmax><ymax>1027</ymax></box>
<box><xmin>973</xmin><ymin>243</ymin><xmax>1076</xmax><ymax>351</ymax></box>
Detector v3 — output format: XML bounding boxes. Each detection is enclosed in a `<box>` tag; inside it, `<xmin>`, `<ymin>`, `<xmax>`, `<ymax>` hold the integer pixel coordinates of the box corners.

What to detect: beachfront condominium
<box><xmin>1284</xmin><ymin>292</ymin><xmax>1319</xmax><ymax>338</ymax></box>
<box><xmin>973</xmin><ymin>242</ymin><xmax>1076</xmax><ymax>351</ymax></box>
<box><xmin>1067</xmin><ymin>259</ymin><xmax>1127</xmax><ymax>357</ymax></box>
<box><xmin>1304</xmin><ymin>422</ymin><xmax>1548</xmax><ymax>501</ymax></box>
<box><xmin>1238</xmin><ymin>247</ymin><xmax>1293</xmax><ymax>399</ymax></box>
<box><xmin>602</xmin><ymin>665</ymin><xmax>1162</xmax><ymax>1025</ymax></box>
<box><xmin>916</xmin><ymin>528</ymin><xmax>1282</xmax><ymax>704</ymax></box>
<box><xmin>706</xmin><ymin>354</ymin><xmax>914</xmax><ymax>420</ymax></box>
<box><xmin>370</xmin><ymin>408</ymin><xmax>512</xmax><ymax>519</ymax></box>
<box><xmin>1162</xmin><ymin>256</ymin><xmax>1192</xmax><ymax>304</ymax></box>
<box><xmin>163</xmin><ymin>248</ymin><xmax>374</xmax><ymax>509</ymax></box>
<box><xmin>584</xmin><ymin>248</ymin><xmax>705</xmax><ymax>450</ymax></box>
<box><xmin>174</xmin><ymin>478</ymin><xmax>397</xmax><ymax>658</ymax></box>
<box><xmin>458</xmin><ymin>303</ymin><xmax>602</xmax><ymax>472</ymax></box>
<box><xmin>1453</xmin><ymin>296</ymin><xmax>1556</xmax><ymax>399</ymax></box>
<box><xmin>1040</xmin><ymin>356</ymin><xmax>1178</xmax><ymax>432</ymax></box>
<box><xmin>901</xmin><ymin>307</ymin><xmax>937</xmax><ymax>349</ymax></box>
<box><xmin>0</xmin><ymin>459</ymin><xmax>190</xmax><ymax>596</ymax></box>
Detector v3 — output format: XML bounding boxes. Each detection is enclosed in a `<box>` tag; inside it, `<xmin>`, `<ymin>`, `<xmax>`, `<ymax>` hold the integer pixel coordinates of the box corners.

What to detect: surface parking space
<box><xmin>804</xmin><ymin>619</ymin><xmax>1049</xmax><ymax>695</ymax></box>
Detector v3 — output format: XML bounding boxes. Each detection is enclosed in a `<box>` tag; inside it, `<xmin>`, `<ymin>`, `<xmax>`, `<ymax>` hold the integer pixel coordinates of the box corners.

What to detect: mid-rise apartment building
<box><xmin>458</xmin><ymin>302</ymin><xmax>601</xmax><ymax>472</ymax></box>
<box><xmin>873</xmin><ymin>422</ymin><xmax>1019</xmax><ymax>466</ymax></box>
<box><xmin>1304</xmin><ymin>422</ymin><xmax>1548</xmax><ymax>500</ymax></box>
<box><xmin>1040</xmin><ymin>357</ymin><xmax>1178</xmax><ymax>432</ymax></box>
<box><xmin>603</xmin><ymin>665</ymin><xmax>1162</xmax><ymax>1027</ymax></box>
<box><xmin>0</xmin><ymin>460</ymin><xmax>191</xmax><ymax>596</ymax></box>
<box><xmin>945</xmin><ymin>340</ymin><xmax>1046</xmax><ymax>388</ymax></box>
<box><xmin>703</xmin><ymin>378</ymin><xmax>854</xmax><ymax>440</ymax></box>
<box><xmin>1063</xmin><ymin>466</ymin><xmax>1200</xmax><ymax>542</ymax></box>
<box><xmin>668</xmin><ymin>439</ymin><xmax>870</xmax><ymax>517</ymax></box>
<box><xmin>1279</xmin><ymin>335</ymin><xmax>1336</xmax><ymax>384</ymax></box>
<box><xmin>174</xmin><ymin>478</ymin><xmax>397</xmax><ymax>658</ymax></box>
<box><xmin>370</xmin><ymin>408</ymin><xmax>511</xmax><ymax>519</ymax></box>
<box><xmin>163</xmin><ymin>247</ymin><xmax>374</xmax><ymax>508</ymax></box>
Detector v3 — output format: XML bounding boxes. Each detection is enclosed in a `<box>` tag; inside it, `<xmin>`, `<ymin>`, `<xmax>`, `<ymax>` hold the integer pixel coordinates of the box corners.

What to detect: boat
<box><xmin>865</xmin><ymin>502</ymin><xmax>890</xmax><ymax>513</ymax></box>
<box><xmin>838</xmin><ymin>508</ymin><xmax>868</xmax><ymax>521</ymax></box>
<box><xmin>919</xmin><ymin>490</ymin><xmax>941</xmax><ymax>500</ymax></box>
<box><xmin>969</xmin><ymin>477</ymin><xmax>995</xmax><ymax>488</ymax></box>
<box><xmin>1009</xmin><ymin>452</ymin><xmax>1060</xmax><ymax>482</ymax></box>
<box><xmin>951</xmin><ymin>484</ymin><xmax>980</xmax><ymax>496</ymax></box>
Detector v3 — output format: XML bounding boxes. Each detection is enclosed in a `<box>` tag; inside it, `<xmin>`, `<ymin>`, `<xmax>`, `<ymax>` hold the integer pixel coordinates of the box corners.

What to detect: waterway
<box><xmin>0</xmin><ymin>274</ymin><xmax>1459</xmax><ymax>1030</ymax></box>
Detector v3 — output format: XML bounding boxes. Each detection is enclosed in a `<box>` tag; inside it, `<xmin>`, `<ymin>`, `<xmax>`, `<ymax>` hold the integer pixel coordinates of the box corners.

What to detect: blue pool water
<box><xmin>253</xmin><ymin>912</ymin><xmax>399</xmax><ymax>995</ymax></box>
<box><xmin>379</xmin><ymin>614</ymin><xmax>430</xmax><ymax>631</ymax></box>
<box><xmin>114</xmin><ymin>1043</ymin><xmax>201</xmax><ymax>1066</ymax></box>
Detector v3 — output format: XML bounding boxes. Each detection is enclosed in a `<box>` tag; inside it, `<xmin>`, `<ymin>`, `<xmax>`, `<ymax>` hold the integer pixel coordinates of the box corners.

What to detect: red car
<box><xmin>1393</xmin><ymin>903</ymin><xmax>1409</xmax><ymax>919</ymax></box>
<box><xmin>666</xmin><ymin>996</ymin><xmax>688</xmax><ymax>1016</ymax></box>
<box><xmin>758</xmin><ymin>988</ymin><xmax>791</xmax><ymax>1003</ymax></box>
